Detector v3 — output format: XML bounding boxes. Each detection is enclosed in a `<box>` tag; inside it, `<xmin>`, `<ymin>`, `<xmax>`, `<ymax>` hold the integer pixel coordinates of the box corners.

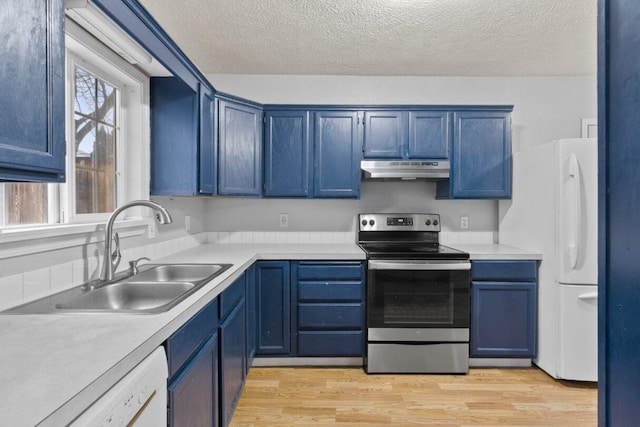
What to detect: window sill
<box><xmin>0</xmin><ymin>219</ymin><xmax>149</xmax><ymax>260</ymax></box>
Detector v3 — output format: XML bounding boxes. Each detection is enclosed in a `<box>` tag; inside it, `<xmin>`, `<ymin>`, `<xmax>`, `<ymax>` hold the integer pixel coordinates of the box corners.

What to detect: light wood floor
<box><xmin>229</xmin><ymin>367</ymin><xmax>597</xmax><ymax>427</ymax></box>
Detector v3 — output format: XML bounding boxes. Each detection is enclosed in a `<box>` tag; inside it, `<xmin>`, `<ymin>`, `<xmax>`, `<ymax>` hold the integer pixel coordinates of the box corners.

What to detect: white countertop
<box><xmin>0</xmin><ymin>240</ymin><xmax>539</xmax><ymax>426</ymax></box>
<box><xmin>448</xmin><ymin>243</ymin><xmax>543</xmax><ymax>260</ymax></box>
<box><xmin>0</xmin><ymin>243</ymin><xmax>364</xmax><ymax>427</ymax></box>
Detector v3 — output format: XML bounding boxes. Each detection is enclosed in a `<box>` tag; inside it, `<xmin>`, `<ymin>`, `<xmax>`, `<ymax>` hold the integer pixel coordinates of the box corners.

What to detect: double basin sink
<box><xmin>4</xmin><ymin>264</ymin><xmax>232</xmax><ymax>315</ymax></box>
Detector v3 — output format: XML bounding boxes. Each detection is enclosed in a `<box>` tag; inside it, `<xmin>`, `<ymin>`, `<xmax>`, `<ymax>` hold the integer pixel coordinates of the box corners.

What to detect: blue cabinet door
<box><xmin>256</xmin><ymin>261</ymin><xmax>292</xmax><ymax>355</ymax></box>
<box><xmin>0</xmin><ymin>0</ymin><xmax>65</xmax><ymax>182</ymax></box>
<box><xmin>150</xmin><ymin>77</ymin><xmax>199</xmax><ymax>196</ymax></box>
<box><xmin>218</xmin><ymin>98</ymin><xmax>262</xmax><ymax>196</ymax></box>
<box><xmin>245</xmin><ymin>264</ymin><xmax>257</xmax><ymax>372</ymax></box>
<box><xmin>263</xmin><ymin>110</ymin><xmax>311</xmax><ymax>197</ymax></box>
<box><xmin>168</xmin><ymin>333</ymin><xmax>219</xmax><ymax>427</ymax></box>
<box><xmin>313</xmin><ymin>111</ymin><xmax>362</xmax><ymax>198</ymax></box>
<box><xmin>165</xmin><ymin>300</ymin><xmax>218</xmax><ymax>381</ymax></box>
<box><xmin>470</xmin><ymin>281</ymin><xmax>537</xmax><ymax>358</ymax></box>
<box><xmin>363</xmin><ymin>111</ymin><xmax>406</xmax><ymax>159</ymax></box>
<box><xmin>219</xmin><ymin>299</ymin><xmax>246</xmax><ymax>427</ymax></box>
<box><xmin>443</xmin><ymin>111</ymin><xmax>512</xmax><ymax>199</ymax></box>
<box><xmin>408</xmin><ymin>111</ymin><xmax>449</xmax><ymax>159</ymax></box>
<box><xmin>199</xmin><ymin>85</ymin><xmax>217</xmax><ymax>195</ymax></box>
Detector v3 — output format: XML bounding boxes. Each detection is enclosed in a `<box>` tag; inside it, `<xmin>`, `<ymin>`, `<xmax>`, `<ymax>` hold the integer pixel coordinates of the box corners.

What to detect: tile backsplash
<box><xmin>0</xmin><ymin>233</ymin><xmax>206</xmax><ymax>311</ymax></box>
<box><xmin>0</xmin><ymin>229</ymin><xmax>496</xmax><ymax>311</ymax></box>
<box><xmin>207</xmin><ymin>231</ymin><xmax>356</xmax><ymax>244</ymax></box>
<box><xmin>206</xmin><ymin>230</ymin><xmax>496</xmax><ymax>245</ymax></box>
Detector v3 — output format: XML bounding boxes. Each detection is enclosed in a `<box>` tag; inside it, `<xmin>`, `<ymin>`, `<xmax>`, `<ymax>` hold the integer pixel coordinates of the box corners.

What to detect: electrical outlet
<box><xmin>279</xmin><ymin>213</ymin><xmax>289</xmax><ymax>228</ymax></box>
<box><xmin>185</xmin><ymin>215</ymin><xmax>191</xmax><ymax>232</ymax></box>
<box><xmin>460</xmin><ymin>215</ymin><xmax>469</xmax><ymax>229</ymax></box>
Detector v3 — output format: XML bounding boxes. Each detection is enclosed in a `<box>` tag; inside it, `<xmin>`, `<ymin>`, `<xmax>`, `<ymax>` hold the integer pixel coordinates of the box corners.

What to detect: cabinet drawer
<box><xmin>165</xmin><ymin>299</ymin><xmax>218</xmax><ymax>380</ymax></box>
<box><xmin>220</xmin><ymin>274</ymin><xmax>245</xmax><ymax>321</ymax></box>
<box><xmin>471</xmin><ymin>260</ymin><xmax>537</xmax><ymax>281</ymax></box>
<box><xmin>298</xmin><ymin>303</ymin><xmax>363</xmax><ymax>329</ymax></box>
<box><xmin>298</xmin><ymin>331</ymin><xmax>364</xmax><ymax>356</ymax></box>
<box><xmin>298</xmin><ymin>281</ymin><xmax>363</xmax><ymax>302</ymax></box>
<box><xmin>296</xmin><ymin>262</ymin><xmax>364</xmax><ymax>280</ymax></box>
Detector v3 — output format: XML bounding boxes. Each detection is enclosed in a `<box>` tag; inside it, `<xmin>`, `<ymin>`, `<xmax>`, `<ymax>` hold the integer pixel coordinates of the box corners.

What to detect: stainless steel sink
<box><xmin>55</xmin><ymin>281</ymin><xmax>196</xmax><ymax>312</ymax></box>
<box><xmin>131</xmin><ymin>264</ymin><xmax>228</xmax><ymax>283</ymax></box>
<box><xmin>2</xmin><ymin>263</ymin><xmax>232</xmax><ymax>314</ymax></box>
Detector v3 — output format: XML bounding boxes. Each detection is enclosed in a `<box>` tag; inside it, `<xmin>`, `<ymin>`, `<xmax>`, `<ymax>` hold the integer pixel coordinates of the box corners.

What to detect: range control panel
<box><xmin>358</xmin><ymin>213</ymin><xmax>440</xmax><ymax>232</ymax></box>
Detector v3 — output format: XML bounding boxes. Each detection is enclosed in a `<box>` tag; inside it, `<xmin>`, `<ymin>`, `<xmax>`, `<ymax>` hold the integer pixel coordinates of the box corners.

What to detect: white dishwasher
<box><xmin>70</xmin><ymin>347</ymin><xmax>168</xmax><ymax>426</ymax></box>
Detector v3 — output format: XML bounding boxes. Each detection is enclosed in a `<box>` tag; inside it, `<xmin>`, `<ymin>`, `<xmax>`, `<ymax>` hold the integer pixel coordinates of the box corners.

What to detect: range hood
<box><xmin>361</xmin><ymin>160</ymin><xmax>450</xmax><ymax>180</ymax></box>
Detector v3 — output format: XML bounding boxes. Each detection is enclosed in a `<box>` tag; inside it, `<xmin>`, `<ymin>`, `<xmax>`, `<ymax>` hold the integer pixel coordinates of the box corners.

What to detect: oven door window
<box><xmin>367</xmin><ymin>267</ymin><xmax>470</xmax><ymax>328</ymax></box>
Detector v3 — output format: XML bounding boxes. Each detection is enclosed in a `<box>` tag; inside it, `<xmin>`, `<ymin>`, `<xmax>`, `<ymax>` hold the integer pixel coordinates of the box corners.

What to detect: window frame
<box><xmin>0</xmin><ymin>19</ymin><xmax>152</xmax><ymax>256</ymax></box>
<box><xmin>64</xmin><ymin>20</ymin><xmax>150</xmax><ymax>223</ymax></box>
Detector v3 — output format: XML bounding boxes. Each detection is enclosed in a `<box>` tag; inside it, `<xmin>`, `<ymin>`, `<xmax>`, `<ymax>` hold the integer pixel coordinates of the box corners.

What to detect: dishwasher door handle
<box><xmin>368</xmin><ymin>260</ymin><xmax>471</xmax><ymax>271</ymax></box>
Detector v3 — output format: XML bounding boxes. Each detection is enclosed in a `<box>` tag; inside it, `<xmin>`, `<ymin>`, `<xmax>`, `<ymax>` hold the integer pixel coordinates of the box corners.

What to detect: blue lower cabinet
<box><xmin>298</xmin><ymin>330</ymin><xmax>363</xmax><ymax>357</ymax></box>
<box><xmin>470</xmin><ymin>281</ymin><xmax>537</xmax><ymax>357</ymax></box>
<box><xmin>245</xmin><ymin>264</ymin><xmax>257</xmax><ymax>373</ymax></box>
<box><xmin>219</xmin><ymin>299</ymin><xmax>246</xmax><ymax>427</ymax></box>
<box><xmin>165</xmin><ymin>299</ymin><xmax>219</xmax><ymax>426</ymax></box>
<box><xmin>256</xmin><ymin>261</ymin><xmax>292</xmax><ymax>355</ymax></box>
<box><xmin>298</xmin><ymin>303</ymin><xmax>363</xmax><ymax>329</ymax></box>
<box><xmin>292</xmin><ymin>261</ymin><xmax>365</xmax><ymax>357</ymax></box>
<box><xmin>168</xmin><ymin>333</ymin><xmax>219</xmax><ymax>427</ymax></box>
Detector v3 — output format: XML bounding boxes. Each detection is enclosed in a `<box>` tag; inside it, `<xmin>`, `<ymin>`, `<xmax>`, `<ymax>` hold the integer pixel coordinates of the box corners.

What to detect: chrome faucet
<box><xmin>99</xmin><ymin>200</ymin><xmax>172</xmax><ymax>282</ymax></box>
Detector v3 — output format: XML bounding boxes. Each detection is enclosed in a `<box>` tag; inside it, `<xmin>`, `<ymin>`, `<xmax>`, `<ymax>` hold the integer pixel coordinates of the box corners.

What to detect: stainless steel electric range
<box><xmin>357</xmin><ymin>213</ymin><xmax>471</xmax><ymax>374</ymax></box>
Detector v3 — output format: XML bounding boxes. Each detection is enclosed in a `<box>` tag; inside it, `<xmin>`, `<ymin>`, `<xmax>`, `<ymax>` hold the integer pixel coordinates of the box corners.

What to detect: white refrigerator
<box><xmin>499</xmin><ymin>138</ymin><xmax>597</xmax><ymax>381</ymax></box>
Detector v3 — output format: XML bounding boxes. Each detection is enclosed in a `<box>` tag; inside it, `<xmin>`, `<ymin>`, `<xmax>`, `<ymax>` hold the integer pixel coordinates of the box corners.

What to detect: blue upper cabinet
<box><xmin>437</xmin><ymin>109</ymin><xmax>512</xmax><ymax>199</ymax></box>
<box><xmin>263</xmin><ymin>110</ymin><xmax>311</xmax><ymax>197</ymax></box>
<box><xmin>0</xmin><ymin>0</ymin><xmax>65</xmax><ymax>182</ymax></box>
<box><xmin>218</xmin><ymin>97</ymin><xmax>263</xmax><ymax>197</ymax></box>
<box><xmin>363</xmin><ymin>111</ymin><xmax>407</xmax><ymax>159</ymax></box>
<box><xmin>408</xmin><ymin>111</ymin><xmax>449</xmax><ymax>159</ymax></box>
<box><xmin>313</xmin><ymin>111</ymin><xmax>362</xmax><ymax>198</ymax></box>
<box><xmin>199</xmin><ymin>85</ymin><xmax>217</xmax><ymax>195</ymax></box>
<box><xmin>150</xmin><ymin>77</ymin><xmax>199</xmax><ymax>196</ymax></box>
<box><xmin>363</xmin><ymin>110</ymin><xmax>448</xmax><ymax>160</ymax></box>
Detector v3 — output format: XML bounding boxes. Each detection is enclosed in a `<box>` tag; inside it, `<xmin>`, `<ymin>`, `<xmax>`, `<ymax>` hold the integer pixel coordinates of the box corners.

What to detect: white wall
<box><xmin>205</xmin><ymin>74</ymin><xmax>597</xmax><ymax>233</ymax></box>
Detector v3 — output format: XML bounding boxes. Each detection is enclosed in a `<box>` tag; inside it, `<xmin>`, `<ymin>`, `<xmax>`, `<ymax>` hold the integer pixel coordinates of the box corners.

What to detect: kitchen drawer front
<box><xmin>298</xmin><ymin>330</ymin><xmax>364</xmax><ymax>356</ymax></box>
<box><xmin>296</xmin><ymin>262</ymin><xmax>364</xmax><ymax>281</ymax></box>
<box><xmin>220</xmin><ymin>274</ymin><xmax>245</xmax><ymax>321</ymax></box>
<box><xmin>298</xmin><ymin>281</ymin><xmax>364</xmax><ymax>302</ymax></box>
<box><xmin>166</xmin><ymin>299</ymin><xmax>218</xmax><ymax>380</ymax></box>
<box><xmin>298</xmin><ymin>303</ymin><xmax>363</xmax><ymax>329</ymax></box>
<box><xmin>471</xmin><ymin>260</ymin><xmax>537</xmax><ymax>281</ymax></box>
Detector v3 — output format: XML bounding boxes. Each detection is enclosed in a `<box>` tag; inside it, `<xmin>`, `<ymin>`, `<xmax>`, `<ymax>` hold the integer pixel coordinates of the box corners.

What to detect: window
<box><xmin>0</xmin><ymin>21</ymin><xmax>149</xmax><ymax>229</ymax></box>
<box><xmin>73</xmin><ymin>66</ymin><xmax>118</xmax><ymax>214</ymax></box>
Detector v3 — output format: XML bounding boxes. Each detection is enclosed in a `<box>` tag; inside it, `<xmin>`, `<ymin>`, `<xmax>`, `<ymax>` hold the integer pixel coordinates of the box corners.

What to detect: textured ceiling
<box><xmin>137</xmin><ymin>0</ymin><xmax>597</xmax><ymax>77</ymax></box>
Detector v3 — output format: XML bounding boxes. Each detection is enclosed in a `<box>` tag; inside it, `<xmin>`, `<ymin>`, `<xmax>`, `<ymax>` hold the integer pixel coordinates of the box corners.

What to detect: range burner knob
<box><xmin>433</xmin><ymin>219</ymin><xmax>439</xmax><ymax>226</ymax></box>
<box><xmin>425</xmin><ymin>220</ymin><xmax>431</xmax><ymax>226</ymax></box>
<box><xmin>361</xmin><ymin>219</ymin><xmax>368</xmax><ymax>226</ymax></box>
<box><xmin>369</xmin><ymin>219</ymin><xmax>375</xmax><ymax>226</ymax></box>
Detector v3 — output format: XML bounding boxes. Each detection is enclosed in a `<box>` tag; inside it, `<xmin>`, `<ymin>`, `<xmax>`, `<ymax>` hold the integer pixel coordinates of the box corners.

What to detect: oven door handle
<box><xmin>368</xmin><ymin>260</ymin><xmax>471</xmax><ymax>271</ymax></box>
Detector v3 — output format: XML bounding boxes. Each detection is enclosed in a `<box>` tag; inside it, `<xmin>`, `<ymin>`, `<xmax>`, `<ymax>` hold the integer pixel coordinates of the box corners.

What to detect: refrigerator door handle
<box><xmin>568</xmin><ymin>154</ymin><xmax>582</xmax><ymax>269</ymax></box>
<box><xmin>577</xmin><ymin>292</ymin><xmax>598</xmax><ymax>301</ymax></box>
